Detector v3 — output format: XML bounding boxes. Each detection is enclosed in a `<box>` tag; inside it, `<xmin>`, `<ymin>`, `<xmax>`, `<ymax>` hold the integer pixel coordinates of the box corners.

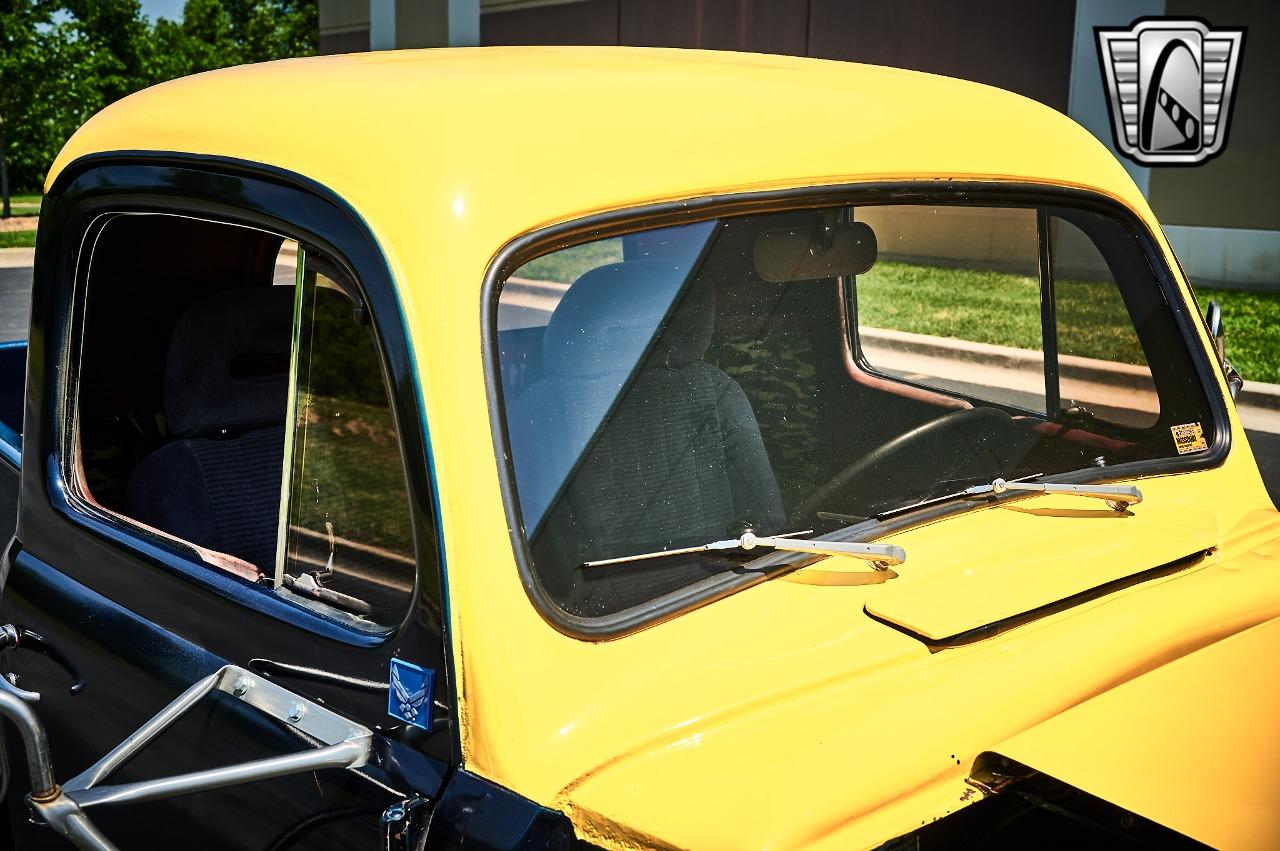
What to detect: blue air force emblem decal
<box><xmin>389</xmin><ymin>658</ymin><xmax>434</xmax><ymax>731</ymax></box>
<box><xmin>1095</xmin><ymin>18</ymin><xmax>1245</xmax><ymax>166</ymax></box>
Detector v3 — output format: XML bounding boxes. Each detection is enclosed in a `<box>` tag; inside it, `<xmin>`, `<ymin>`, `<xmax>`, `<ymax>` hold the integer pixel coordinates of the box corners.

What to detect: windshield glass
<box><xmin>495</xmin><ymin>201</ymin><xmax>1216</xmax><ymax>620</ymax></box>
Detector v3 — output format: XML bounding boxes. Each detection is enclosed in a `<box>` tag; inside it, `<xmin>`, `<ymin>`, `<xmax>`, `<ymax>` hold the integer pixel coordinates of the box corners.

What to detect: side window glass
<box><xmin>75</xmin><ymin>215</ymin><xmax>295</xmax><ymax>580</ymax></box>
<box><xmin>852</xmin><ymin>206</ymin><xmax>1047</xmax><ymax>413</ymax></box>
<box><xmin>281</xmin><ymin>252</ymin><xmax>415</xmax><ymax>624</ymax></box>
<box><xmin>1051</xmin><ymin>216</ymin><xmax>1160</xmax><ymax>428</ymax></box>
<box><xmin>71</xmin><ymin>215</ymin><xmax>413</xmax><ymax>627</ymax></box>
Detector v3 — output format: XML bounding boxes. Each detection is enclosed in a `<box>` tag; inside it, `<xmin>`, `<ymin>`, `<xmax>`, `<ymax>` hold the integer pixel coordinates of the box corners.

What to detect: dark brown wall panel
<box><xmin>319</xmin><ymin>28</ymin><xmax>370</xmax><ymax>55</ymax></box>
<box><xmin>695</xmin><ymin>0</ymin><xmax>749</xmax><ymax>50</ymax></box>
<box><xmin>694</xmin><ymin>0</ymin><xmax>811</xmax><ymax>54</ymax></box>
<box><xmin>807</xmin><ymin>0</ymin><xmax>1076</xmax><ymax>110</ymax></box>
<box><xmin>481</xmin><ymin>0</ymin><xmax>620</xmax><ymax>46</ymax></box>
<box><xmin>1149</xmin><ymin>0</ymin><xmax>1280</xmax><ymax>229</ymax></box>
<box><xmin>485</xmin><ymin>0</ymin><xmax>808</xmax><ymax>52</ymax></box>
<box><xmin>742</xmin><ymin>0</ymin><xmax>810</xmax><ymax>55</ymax></box>
<box><xmin>481</xmin><ymin>0</ymin><xmax>1072</xmax><ymax>111</ymax></box>
<box><xmin>619</xmin><ymin>0</ymin><xmax>698</xmax><ymax>47</ymax></box>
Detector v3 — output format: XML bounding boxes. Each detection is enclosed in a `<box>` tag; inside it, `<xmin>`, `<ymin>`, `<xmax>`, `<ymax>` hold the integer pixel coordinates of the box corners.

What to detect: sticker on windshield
<box><xmin>1172</xmin><ymin>422</ymin><xmax>1208</xmax><ymax>454</ymax></box>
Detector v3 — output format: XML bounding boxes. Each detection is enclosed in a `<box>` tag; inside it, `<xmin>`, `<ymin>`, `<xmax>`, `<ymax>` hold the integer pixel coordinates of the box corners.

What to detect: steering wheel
<box><xmin>794</xmin><ymin>406</ymin><xmax>1018</xmax><ymax>520</ymax></box>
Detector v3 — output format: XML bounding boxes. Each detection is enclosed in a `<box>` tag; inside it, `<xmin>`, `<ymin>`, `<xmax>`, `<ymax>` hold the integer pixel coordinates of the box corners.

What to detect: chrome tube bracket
<box><xmin>5</xmin><ymin>664</ymin><xmax>373</xmax><ymax>851</ymax></box>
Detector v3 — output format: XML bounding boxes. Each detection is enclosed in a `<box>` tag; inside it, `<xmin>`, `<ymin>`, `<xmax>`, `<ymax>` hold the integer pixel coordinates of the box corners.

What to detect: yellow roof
<box><xmin>49</xmin><ymin>46</ymin><xmax>1149</xmax><ymax>257</ymax></box>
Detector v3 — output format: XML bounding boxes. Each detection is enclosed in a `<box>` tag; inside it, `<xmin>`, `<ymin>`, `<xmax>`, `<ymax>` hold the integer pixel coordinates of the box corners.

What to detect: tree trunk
<box><xmin>0</xmin><ymin>123</ymin><xmax>10</xmax><ymax>220</ymax></box>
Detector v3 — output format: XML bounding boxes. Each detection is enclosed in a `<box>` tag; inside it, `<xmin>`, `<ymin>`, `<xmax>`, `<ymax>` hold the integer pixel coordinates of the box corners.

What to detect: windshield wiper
<box><xmin>879</xmin><ymin>472</ymin><xmax>1045</xmax><ymax>518</ymax></box>
<box><xmin>583</xmin><ymin>530</ymin><xmax>906</xmax><ymax>570</ymax></box>
<box><xmin>966</xmin><ymin>477</ymin><xmax>1142</xmax><ymax>511</ymax></box>
<box><xmin>879</xmin><ymin>473</ymin><xmax>1142</xmax><ymax>518</ymax></box>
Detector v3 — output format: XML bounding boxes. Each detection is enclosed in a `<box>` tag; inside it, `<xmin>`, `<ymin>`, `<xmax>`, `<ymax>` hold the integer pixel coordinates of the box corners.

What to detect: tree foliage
<box><xmin>0</xmin><ymin>0</ymin><xmax>316</xmax><ymax>196</ymax></box>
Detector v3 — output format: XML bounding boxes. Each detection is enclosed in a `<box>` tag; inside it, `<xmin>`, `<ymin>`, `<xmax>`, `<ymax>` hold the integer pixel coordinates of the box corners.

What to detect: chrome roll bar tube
<box><xmin>0</xmin><ymin>664</ymin><xmax>373</xmax><ymax>851</ymax></box>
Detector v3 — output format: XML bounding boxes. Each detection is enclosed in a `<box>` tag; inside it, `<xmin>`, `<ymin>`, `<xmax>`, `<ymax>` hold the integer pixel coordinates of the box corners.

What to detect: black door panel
<box><xmin>0</xmin><ymin>549</ymin><xmax>411</xmax><ymax>850</ymax></box>
<box><xmin>1</xmin><ymin>159</ymin><xmax>453</xmax><ymax>850</ymax></box>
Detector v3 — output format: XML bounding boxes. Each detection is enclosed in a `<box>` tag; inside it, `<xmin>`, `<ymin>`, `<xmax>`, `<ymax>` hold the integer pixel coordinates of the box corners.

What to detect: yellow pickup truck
<box><xmin>0</xmin><ymin>47</ymin><xmax>1274</xmax><ymax>850</ymax></box>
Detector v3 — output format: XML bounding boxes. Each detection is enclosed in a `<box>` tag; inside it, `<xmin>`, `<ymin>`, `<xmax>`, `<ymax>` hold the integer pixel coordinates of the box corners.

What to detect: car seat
<box><xmin>508</xmin><ymin>261</ymin><xmax>784</xmax><ymax>615</ymax></box>
<box><xmin>125</xmin><ymin>286</ymin><xmax>294</xmax><ymax>573</ymax></box>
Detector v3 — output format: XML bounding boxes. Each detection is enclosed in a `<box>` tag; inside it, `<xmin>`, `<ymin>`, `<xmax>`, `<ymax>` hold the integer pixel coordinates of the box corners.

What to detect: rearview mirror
<box><xmin>1205</xmin><ymin>300</ymin><xmax>1243</xmax><ymax>400</ymax></box>
<box><xmin>754</xmin><ymin>221</ymin><xmax>877</xmax><ymax>283</ymax></box>
<box><xmin>1205</xmin><ymin>299</ymin><xmax>1226</xmax><ymax>363</ymax></box>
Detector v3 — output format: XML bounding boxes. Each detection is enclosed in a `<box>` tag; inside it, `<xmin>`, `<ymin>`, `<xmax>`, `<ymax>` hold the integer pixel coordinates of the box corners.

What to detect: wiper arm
<box><xmin>879</xmin><ymin>472</ymin><xmax>1044</xmax><ymax>518</ymax></box>
<box><xmin>964</xmin><ymin>477</ymin><xmax>1142</xmax><ymax>512</ymax></box>
<box><xmin>583</xmin><ymin>530</ymin><xmax>906</xmax><ymax>570</ymax></box>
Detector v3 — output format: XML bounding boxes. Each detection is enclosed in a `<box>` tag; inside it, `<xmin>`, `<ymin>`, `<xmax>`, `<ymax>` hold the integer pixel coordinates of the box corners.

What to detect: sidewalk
<box><xmin>0</xmin><ymin>248</ymin><xmax>36</xmax><ymax>268</ymax></box>
<box><xmin>0</xmin><ymin>216</ymin><xmax>39</xmax><ymax>233</ymax></box>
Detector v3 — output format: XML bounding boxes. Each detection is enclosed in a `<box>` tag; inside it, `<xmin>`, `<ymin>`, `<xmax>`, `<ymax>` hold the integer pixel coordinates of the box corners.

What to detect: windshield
<box><xmin>495</xmin><ymin>201</ymin><xmax>1216</xmax><ymax>620</ymax></box>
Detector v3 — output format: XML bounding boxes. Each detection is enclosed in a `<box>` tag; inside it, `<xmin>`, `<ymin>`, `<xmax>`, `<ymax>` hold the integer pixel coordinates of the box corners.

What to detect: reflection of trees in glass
<box><xmin>306</xmin><ymin>286</ymin><xmax>389</xmax><ymax>406</ymax></box>
<box><xmin>513</xmin><ymin>239</ymin><xmax>623</xmax><ymax>285</ymax></box>
<box><xmin>290</xmin><ymin>285</ymin><xmax>413</xmax><ymax>560</ymax></box>
<box><xmin>293</xmin><ymin>395</ymin><xmax>409</xmax><ymax>555</ymax></box>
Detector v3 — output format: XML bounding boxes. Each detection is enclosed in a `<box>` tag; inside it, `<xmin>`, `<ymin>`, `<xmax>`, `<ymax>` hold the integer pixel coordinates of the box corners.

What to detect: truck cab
<box><xmin>0</xmin><ymin>48</ymin><xmax>1277</xmax><ymax>850</ymax></box>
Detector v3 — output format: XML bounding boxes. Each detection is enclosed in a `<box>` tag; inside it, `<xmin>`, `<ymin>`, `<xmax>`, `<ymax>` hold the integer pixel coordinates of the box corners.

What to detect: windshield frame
<box><xmin>482</xmin><ymin>181</ymin><xmax>1231</xmax><ymax>641</ymax></box>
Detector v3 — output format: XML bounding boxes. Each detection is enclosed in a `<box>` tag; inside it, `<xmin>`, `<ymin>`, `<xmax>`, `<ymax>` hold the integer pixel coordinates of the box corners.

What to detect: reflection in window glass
<box><xmin>853</xmin><ymin>206</ymin><xmax>1046</xmax><ymax>413</ymax></box>
<box><xmin>1052</xmin><ymin>216</ymin><xmax>1159</xmax><ymax>428</ymax></box>
<box><xmin>500</xmin><ymin>223</ymin><xmax>717</xmax><ymax>532</ymax></box>
<box><xmin>283</xmin><ymin>258</ymin><xmax>414</xmax><ymax>624</ymax></box>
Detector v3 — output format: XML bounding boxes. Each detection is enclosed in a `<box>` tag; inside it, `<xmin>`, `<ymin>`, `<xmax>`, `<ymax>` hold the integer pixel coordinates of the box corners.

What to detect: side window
<box><xmin>1052</xmin><ymin>215</ymin><xmax>1160</xmax><ymax>428</ymax></box>
<box><xmin>70</xmin><ymin>214</ymin><xmax>413</xmax><ymax>627</ymax></box>
<box><xmin>281</xmin><ymin>253</ymin><xmax>415</xmax><ymax>623</ymax></box>
<box><xmin>851</xmin><ymin>206</ymin><xmax>1048</xmax><ymax>413</ymax></box>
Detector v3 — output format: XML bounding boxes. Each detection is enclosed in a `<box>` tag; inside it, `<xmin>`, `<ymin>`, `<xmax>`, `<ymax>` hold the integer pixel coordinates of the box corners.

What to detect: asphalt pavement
<box><xmin>3</xmin><ymin>258</ymin><xmax>1279</xmax><ymax>504</ymax></box>
<box><xmin>0</xmin><ymin>267</ymin><xmax>32</xmax><ymax>342</ymax></box>
<box><xmin>1247</xmin><ymin>428</ymin><xmax>1280</xmax><ymax>505</ymax></box>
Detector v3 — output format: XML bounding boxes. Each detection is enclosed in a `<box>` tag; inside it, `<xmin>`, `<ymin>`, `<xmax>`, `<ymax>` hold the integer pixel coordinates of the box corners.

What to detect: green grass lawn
<box><xmin>856</xmin><ymin>261</ymin><xmax>1150</xmax><ymax>364</ymax></box>
<box><xmin>856</xmin><ymin>260</ymin><xmax>1280</xmax><ymax>383</ymax></box>
<box><xmin>1198</xmin><ymin>287</ymin><xmax>1280</xmax><ymax>385</ymax></box>
<box><xmin>4</xmin><ymin>194</ymin><xmax>40</xmax><ymax>216</ymax></box>
<box><xmin>514</xmin><ymin>246</ymin><xmax>1280</xmax><ymax>383</ymax></box>
<box><xmin>0</xmin><ymin>230</ymin><xmax>36</xmax><ymax>249</ymax></box>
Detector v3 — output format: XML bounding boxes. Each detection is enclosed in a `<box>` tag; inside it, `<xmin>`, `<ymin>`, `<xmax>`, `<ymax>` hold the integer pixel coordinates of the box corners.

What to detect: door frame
<box><xmin>9</xmin><ymin>155</ymin><xmax>458</xmax><ymax>813</ymax></box>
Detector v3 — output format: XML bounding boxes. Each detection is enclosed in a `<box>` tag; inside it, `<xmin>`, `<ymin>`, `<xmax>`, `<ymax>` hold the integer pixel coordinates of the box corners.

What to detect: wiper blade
<box><xmin>583</xmin><ymin>530</ymin><xmax>905</xmax><ymax>569</ymax></box>
<box><xmin>878</xmin><ymin>473</ymin><xmax>1045</xmax><ymax>518</ymax></box>
<box><xmin>964</xmin><ymin>477</ymin><xmax>1142</xmax><ymax>511</ymax></box>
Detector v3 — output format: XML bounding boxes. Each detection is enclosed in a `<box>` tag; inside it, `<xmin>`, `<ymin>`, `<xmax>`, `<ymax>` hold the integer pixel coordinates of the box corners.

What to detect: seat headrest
<box><xmin>164</xmin><ymin>287</ymin><xmax>294</xmax><ymax>437</ymax></box>
<box><xmin>542</xmin><ymin>261</ymin><xmax>714</xmax><ymax>377</ymax></box>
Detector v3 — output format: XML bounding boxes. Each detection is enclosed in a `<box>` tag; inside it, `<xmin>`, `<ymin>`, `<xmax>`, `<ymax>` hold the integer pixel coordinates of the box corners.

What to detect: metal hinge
<box><xmin>382</xmin><ymin>794</ymin><xmax>433</xmax><ymax>851</ymax></box>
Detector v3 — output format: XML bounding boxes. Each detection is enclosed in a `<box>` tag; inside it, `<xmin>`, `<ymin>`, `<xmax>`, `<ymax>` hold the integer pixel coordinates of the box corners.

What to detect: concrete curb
<box><xmin>862</xmin><ymin>327</ymin><xmax>1153</xmax><ymax>391</ymax></box>
<box><xmin>1239</xmin><ymin>380</ymin><xmax>1280</xmax><ymax>412</ymax></box>
<box><xmin>0</xmin><ymin>248</ymin><xmax>36</xmax><ymax>269</ymax></box>
<box><xmin>860</xmin><ymin>326</ymin><xmax>1280</xmax><ymax>411</ymax></box>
